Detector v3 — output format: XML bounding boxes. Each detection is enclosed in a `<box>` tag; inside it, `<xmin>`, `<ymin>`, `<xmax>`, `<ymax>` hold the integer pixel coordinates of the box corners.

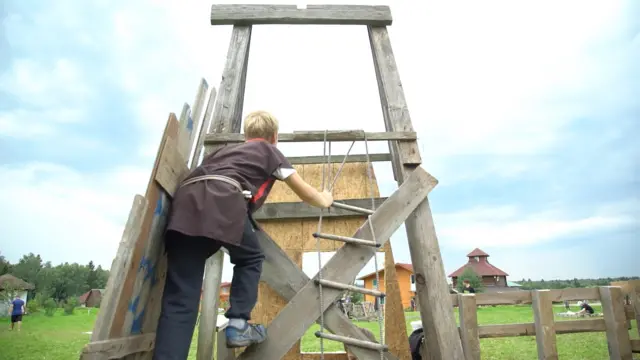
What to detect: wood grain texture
<box><xmin>457</xmin><ymin>294</ymin><xmax>480</xmax><ymax>360</ymax></box>
<box><xmin>81</xmin><ymin>334</ymin><xmax>155</xmax><ymax>359</ymax></box>
<box><xmin>477</xmin><ymin>319</ymin><xmax>607</xmax><ymax>338</ymax></box>
<box><xmin>383</xmin><ymin>242</ymin><xmax>411</xmax><ymax>359</ymax></box>
<box><xmin>190</xmin><ymin>87</ymin><xmax>217</xmax><ymax>170</ymax></box>
<box><xmin>531</xmin><ymin>290</ymin><xmax>558</xmax><ymax>360</ymax></box>
<box><xmin>210</xmin><ymin>4</ymin><xmax>392</xmax><ymax>26</ymax></box>
<box><xmin>238</xmin><ymin>167</ymin><xmax>437</xmax><ymax>360</ymax></box>
<box><xmin>599</xmin><ymin>286</ymin><xmax>633</xmax><ymax>360</ymax></box>
<box><xmin>204</xmin><ymin>130</ymin><xmax>416</xmax><ymax>144</ymax></box>
<box><xmin>288</xmin><ymin>153</ymin><xmax>391</xmax><ymax>165</ymax></box>
<box><xmin>155</xmin><ymin>136</ymin><xmax>189</xmax><ymax>197</ymax></box>
<box><xmin>449</xmin><ymin>287</ymin><xmax>601</xmax><ymax>307</ymax></box>
<box><xmin>253</xmin><ymin>197</ymin><xmax>388</xmax><ymax>220</ymax></box>
<box><xmin>197</xmin><ymin>252</ymin><xmax>224</xmax><ymax>360</ymax></box>
<box><xmin>368</xmin><ymin>24</ymin><xmax>463</xmax><ymax>360</ymax></box>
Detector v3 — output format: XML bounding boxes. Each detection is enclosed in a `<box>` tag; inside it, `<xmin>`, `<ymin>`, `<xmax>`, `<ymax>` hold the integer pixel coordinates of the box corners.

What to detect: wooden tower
<box><xmin>81</xmin><ymin>4</ymin><xmax>465</xmax><ymax>360</ymax></box>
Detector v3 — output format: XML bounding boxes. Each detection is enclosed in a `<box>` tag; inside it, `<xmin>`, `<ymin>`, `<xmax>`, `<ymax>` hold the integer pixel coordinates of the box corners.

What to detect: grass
<box><xmin>0</xmin><ymin>305</ymin><xmax>637</xmax><ymax>360</ymax></box>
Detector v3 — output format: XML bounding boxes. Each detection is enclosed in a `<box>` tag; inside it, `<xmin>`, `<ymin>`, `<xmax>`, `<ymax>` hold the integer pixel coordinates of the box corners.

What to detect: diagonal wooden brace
<box><xmin>239</xmin><ymin>166</ymin><xmax>438</xmax><ymax>360</ymax></box>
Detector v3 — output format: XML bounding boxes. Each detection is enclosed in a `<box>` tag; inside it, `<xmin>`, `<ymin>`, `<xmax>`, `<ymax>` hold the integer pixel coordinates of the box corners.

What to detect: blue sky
<box><xmin>0</xmin><ymin>0</ymin><xmax>638</xmax><ymax>282</ymax></box>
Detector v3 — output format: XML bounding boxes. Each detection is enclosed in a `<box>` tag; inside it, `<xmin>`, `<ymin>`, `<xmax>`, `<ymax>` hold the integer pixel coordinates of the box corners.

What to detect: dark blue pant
<box><xmin>153</xmin><ymin>216</ymin><xmax>265</xmax><ymax>360</ymax></box>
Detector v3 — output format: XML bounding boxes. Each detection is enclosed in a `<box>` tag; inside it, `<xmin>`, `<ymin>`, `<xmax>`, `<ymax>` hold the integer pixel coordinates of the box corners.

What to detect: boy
<box><xmin>462</xmin><ymin>280</ymin><xmax>475</xmax><ymax>294</ymax></box>
<box><xmin>153</xmin><ymin>111</ymin><xmax>333</xmax><ymax>360</ymax></box>
<box><xmin>576</xmin><ymin>301</ymin><xmax>595</xmax><ymax>316</ymax></box>
<box><xmin>8</xmin><ymin>294</ymin><xmax>25</xmax><ymax>331</ymax></box>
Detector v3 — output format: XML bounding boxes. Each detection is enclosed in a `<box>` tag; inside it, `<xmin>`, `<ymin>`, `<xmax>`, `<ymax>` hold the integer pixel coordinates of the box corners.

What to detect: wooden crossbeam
<box><xmin>238</xmin><ymin>167</ymin><xmax>438</xmax><ymax>360</ymax></box>
<box><xmin>288</xmin><ymin>153</ymin><xmax>392</xmax><ymax>164</ymax></box>
<box><xmin>81</xmin><ymin>333</ymin><xmax>155</xmax><ymax>359</ymax></box>
<box><xmin>204</xmin><ymin>130</ymin><xmax>416</xmax><ymax>144</ymax></box>
<box><xmin>210</xmin><ymin>4</ymin><xmax>392</xmax><ymax>26</ymax></box>
<box><xmin>252</xmin><ymin>197</ymin><xmax>387</xmax><ymax>220</ymax></box>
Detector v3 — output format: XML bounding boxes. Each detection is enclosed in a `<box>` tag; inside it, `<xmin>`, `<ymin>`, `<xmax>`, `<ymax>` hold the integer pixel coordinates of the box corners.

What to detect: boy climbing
<box><xmin>153</xmin><ymin>111</ymin><xmax>334</xmax><ymax>360</ymax></box>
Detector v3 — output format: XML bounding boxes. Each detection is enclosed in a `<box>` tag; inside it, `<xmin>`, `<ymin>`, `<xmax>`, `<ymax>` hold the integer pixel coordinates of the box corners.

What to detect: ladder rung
<box><xmin>312</xmin><ymin>233</ymin><xmax>380</xmax><ymax>247</ymax></box>
<box><xmin>331</xmin><ymin>201</ymin><xmax>375</xmax><ymax>215</ymax></box>
<box><xmin>315</xmin><ymin>331</ymin><xmax>388</xmax><ymax>352</ymax></box>
<box><xmin>315</xmin><ymin>279</ymin><xmax>385</xmax><ymax>298</ymax></box>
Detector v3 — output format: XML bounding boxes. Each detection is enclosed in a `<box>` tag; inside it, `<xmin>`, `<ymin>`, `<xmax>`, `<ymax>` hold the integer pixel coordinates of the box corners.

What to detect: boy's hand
<box><xmin>320</xmin><ymin>190</ymin><xmax>333</xmax><ymax>208</ymax></box>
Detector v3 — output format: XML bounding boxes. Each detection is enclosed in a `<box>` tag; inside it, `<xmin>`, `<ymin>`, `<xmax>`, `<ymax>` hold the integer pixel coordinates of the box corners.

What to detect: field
<box><xmin>0</xmin><ymin>305</ymin><xmax>638</xmax><ymax>360</ymax></box>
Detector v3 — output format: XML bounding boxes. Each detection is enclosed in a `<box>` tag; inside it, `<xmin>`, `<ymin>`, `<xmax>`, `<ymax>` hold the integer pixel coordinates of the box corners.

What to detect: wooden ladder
<box><xmin>81</xmin><ymin>4</ymin><xmax>465</xmax><ymax>360</ymax></box>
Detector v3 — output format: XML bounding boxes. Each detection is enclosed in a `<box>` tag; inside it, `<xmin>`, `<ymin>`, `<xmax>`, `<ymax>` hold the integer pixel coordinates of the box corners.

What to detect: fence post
<box><xmin>599</xmin><ymin>286</ymin><xmax>633</xmax><ymax>360</ymax></box>
<box><xmin>532</xmin><ymin>290</ymin><xmax>558</xmax><ymax>360</ymax></box>
<box><xmin>458</xmin><ymin>294</ymin><xmax>481</xmax><ymax>360</ymax></box>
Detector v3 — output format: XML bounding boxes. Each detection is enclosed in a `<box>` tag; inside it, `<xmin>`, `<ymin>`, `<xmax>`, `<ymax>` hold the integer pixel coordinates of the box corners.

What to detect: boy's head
<box><xmin>463</xmin><ymin>280</ymin><xmax>470</xmax><ymax>287</ymax></box>
<box><xmin>244</xmin><ymin>110</ymin><xmax>279</xmax><ymax>144</ymax></box>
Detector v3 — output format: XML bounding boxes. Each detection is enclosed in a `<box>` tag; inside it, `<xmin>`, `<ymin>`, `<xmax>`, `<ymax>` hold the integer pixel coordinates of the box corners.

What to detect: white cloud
<box><xmin>433</xmin><ymin>202</ymin><xmax>636</xmax><ymax>249</ymax></box>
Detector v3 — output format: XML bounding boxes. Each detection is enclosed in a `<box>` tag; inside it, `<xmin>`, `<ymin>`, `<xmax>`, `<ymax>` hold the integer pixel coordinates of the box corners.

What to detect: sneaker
<box><xmin>225</xmin><ymin>323</ymin><xmax>267</xmax><ymax>348</ymax></box>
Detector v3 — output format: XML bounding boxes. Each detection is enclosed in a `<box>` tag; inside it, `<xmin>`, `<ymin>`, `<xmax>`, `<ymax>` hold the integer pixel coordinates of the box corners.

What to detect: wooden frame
<box><xmin>288</xmin><ymin>153</ymin><xmax>391</xmax><ymax>165</ymax></box>
<box><xmin>210</xmin><ymin>4</ymin><xmax>392</xmax><ymax>26</ymax></box>
<box><xmin>252</xmin><ymin>197</ymin><xmax>388</xmax><ymax>220</ymax></box>
<box><xmin>204</xmin><ymin>130</ymin><xmax>417</xmax><ymax>144</ymax></box>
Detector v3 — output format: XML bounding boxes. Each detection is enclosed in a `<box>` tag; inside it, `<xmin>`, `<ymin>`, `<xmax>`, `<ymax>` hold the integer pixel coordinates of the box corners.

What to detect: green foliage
<box><xmin>43</xmin><ymin>298</ymin><xmax>57</xmax><ymax>317</ymax></box>
<box><xmin>457</xmin><ymin>267</ymin><xmax>484</xmax><ymax>293</ymax></box>
<box><xmin>26</xmin><ymin>299</ymin><xmax>39</xmax><ymax>314</ymax></box>
<box><xmin>518</xmin><ymin>276</ymin><xmax>639</xmax><ymax>290</ymax></box>
<box><xmin>349</xmin><ymin>291</ymin><xmax>363</xmax><ymax>304</ymax></box>
<box><xmin>63</xmin><ymin>297</ymin><xmax>78</xmax><ymax>315</ymax></box>
<box><xmin>0</xmin><ymin>251</ymin><xmax>11</xmax><ymax>276</ymax></box>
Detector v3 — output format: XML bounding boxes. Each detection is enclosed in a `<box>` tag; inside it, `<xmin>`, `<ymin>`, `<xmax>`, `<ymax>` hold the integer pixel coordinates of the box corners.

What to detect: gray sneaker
<box><xmin>225</xmin><ymin>323</ymin><xmax>267</xmax><ymax>348</ymax></box>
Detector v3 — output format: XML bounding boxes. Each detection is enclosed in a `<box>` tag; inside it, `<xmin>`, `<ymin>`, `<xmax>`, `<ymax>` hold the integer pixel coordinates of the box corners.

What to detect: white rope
<box><xmin>316</xmin><ymin>130</ymin><xmax>328</xmax><ymax>359</ymax></box>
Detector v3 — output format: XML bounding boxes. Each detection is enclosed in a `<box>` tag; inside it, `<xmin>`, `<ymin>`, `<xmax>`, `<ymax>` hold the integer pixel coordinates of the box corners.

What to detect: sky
<box><xmin>0</xmin><ymin>0</ymin><xmax>638</xmax><ymax>283</ymax></box>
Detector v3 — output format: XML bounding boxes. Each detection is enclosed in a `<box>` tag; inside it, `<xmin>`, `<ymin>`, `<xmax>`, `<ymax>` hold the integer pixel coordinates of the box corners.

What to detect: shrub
<box><xmin>26</xmin><ymin>299</ymin><xmax>39</xmax><ymax>314</ymax></box>
<box><xmin>43</xmin><ymin>298</ymin><xmax>57</xmax><ymax>317</ymax></box>
<box><xmin>63</xmin><ymin>297</ymin><xmax>78</xmax><ymax>315</ymax></box>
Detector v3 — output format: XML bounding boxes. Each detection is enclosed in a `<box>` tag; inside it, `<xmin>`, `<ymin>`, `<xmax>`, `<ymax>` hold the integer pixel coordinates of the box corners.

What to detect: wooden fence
<box><xmin>445</xmin><ymin>286</ymin><xmax>639</xmax><ymax>360</ymax></box>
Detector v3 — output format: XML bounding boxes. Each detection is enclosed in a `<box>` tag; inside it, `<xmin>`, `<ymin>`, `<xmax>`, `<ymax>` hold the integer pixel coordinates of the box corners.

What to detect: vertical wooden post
<box><xmin>368</xmin><ymin>25</ymin><xmax>464</xmax><ymax>360</ymax></box>
<box><xmin>458</xmin><ymin>294</ymin><xmax>481</xmax><ymax>360</ymax></box>
<box><xmin>531</xmin><ymin>290</ymin><xmax>558</xmax><ymax>360</ymax></box>
<box><xmin>600</xmin><ymin>286</ymin><xmax>633</xmax><ymax>360</ymax></box>
<box><xmin>197</xmin><ymin>252</ymin><xmax>225</xmax><ymax>360</ymax></box>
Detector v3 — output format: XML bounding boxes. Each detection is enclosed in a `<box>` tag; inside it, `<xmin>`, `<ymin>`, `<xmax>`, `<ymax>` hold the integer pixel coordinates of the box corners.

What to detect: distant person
<box><xmin>462</xmin><ymin>280</ymin><xmax>476</xmax><ymax>294</ymax></box>
<box><xmin>410</xmin><ymin>298</ymin><xmax>416</xmax><ymax>311</ymax></box>
<box><xmin>576</xmin><ymin>301</ymin><xmax>595</xmax><ymax>316</ymax></box>
<box><xmin>8</xmin><ymin>295</ymin><xmax>25</xmax><ymax>331</ymax></box>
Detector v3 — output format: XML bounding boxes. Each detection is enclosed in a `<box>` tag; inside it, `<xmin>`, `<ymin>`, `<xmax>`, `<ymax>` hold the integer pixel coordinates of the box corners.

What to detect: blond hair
<box><xmin>243</xmin><ymin>110</ymin><xmax>279</xmax><ymax>141</ymax></box>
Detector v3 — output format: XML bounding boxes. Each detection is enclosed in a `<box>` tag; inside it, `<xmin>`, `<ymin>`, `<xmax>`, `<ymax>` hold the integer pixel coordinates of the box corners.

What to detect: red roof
<box><xmin>466</xmin><ymin>248</ymin><xmax>489</xmax><ymax>257</ymax></box>
<box><xmin>448</xmin><ymin>260</ymin><xmax>508</xmax><ymax>278</ymax></box>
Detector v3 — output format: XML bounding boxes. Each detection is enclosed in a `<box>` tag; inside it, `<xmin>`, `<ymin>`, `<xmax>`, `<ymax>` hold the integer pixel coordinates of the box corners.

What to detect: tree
<box><xmin>456</xmin><ymin>267</ymin><xmax>484</xmax><ymax>293</ymax></box>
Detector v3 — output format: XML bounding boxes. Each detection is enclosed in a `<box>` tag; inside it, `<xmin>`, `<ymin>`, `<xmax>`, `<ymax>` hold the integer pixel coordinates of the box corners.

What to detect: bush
<box><xmin>43</xmin><ymin>298</ymin><xmax>57</xmax><ymax>317</ymax></box>
<box><xmin>63</xmin><ymin>297</ymin><xmax>78</xmax><ymax>315</ymax></box>
<box><xmin>26</xmin><ymin>299</ymin><xmax>39</xmax><ymax>314</ymax></box>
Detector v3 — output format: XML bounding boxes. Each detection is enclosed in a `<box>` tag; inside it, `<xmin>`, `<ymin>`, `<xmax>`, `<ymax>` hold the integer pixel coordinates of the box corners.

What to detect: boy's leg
<box><xmin>153</xmin><ymin>231</ymin><xmax>221</xmax><ymax>360</ymax></box>
<box><xmin>224</xmin><ymin>215</ymin><xmax>267</xmax><ymax>347</ymax></box>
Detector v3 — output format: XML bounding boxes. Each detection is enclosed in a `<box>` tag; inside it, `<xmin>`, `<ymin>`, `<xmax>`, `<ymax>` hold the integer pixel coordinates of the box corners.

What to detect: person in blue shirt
<box><xmin>8</xmin><ymin>295</ymin><xmax>25</xmax><ymax>331</ymax></box>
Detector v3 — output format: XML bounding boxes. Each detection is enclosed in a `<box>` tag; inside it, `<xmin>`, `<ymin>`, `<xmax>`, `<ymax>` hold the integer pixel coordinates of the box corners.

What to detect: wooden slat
<box><xmin>155</xmin><ymin>136</ymin><xmax>189</xmax><ymax>197</ymax></box>
<box><xmin>532</xmin><ymin>290</ymin><xmax>558</xmax><ymax>360</ymax></box>
<box><xmin>190</xmin><ymin>87</ymin><xmax>218</xmax><ymax>169</ymax></box>
<box><xmin>628</xmin><ymin>281</ymin><xmax>640</xmax><ymax>338</ymax></box>
<box><xmin>217</xmin><ymin>328</ymin><xmax>237</xmax><ymax>360</ymax></box>
<box><xmin>288</xmin><ymin>153</ymin><xmax>392</xmax><ymax>165</ymax></box>
<box><xmin>458</xmin><ymin>294</ymin><xmax>481</xmax><ymax>360</ymax></box>
<box><xmin>204</xmin><ymin>130</ymin><xmax>417</xmax><ymax>144</ymax></box>
<box><xmin>368</xmin><ymin>24</ymin><xmax>461</xmax><ymax>360</ymax></box>
<box><xmin>631</xmin><ymin>339</ymin><xmax>640</xmax><ymax>353</ymax></box>
<box><xmin>254</xmin><ymin>225</ymin><xmax>398</xmax><ymax>360</ymax></box>
<box><xmin>90</xmin><ymin>195</ymin><xmax>148</xmax><ymax>342</ymax></box>
<box><xmin>253</xmin><ymin>197</ymin><xmax>388</xmax><ymax>220</ymax></box>
<box><xmin>180</xmin><ymin>79</ymin><xmax>208</xmax><ymax>159</ymax></box>
<box><xmin>599</xmin><ymin>286</ymin><xmax>633</xmax><ymax>359</ymax></box>
<box><xmin>477</xmin><ymin>318</ymin><xmax>606</xmax><ymax>338</ymax></box>
<box><xmin>238</xmin><ymin>167</ymin><xmax>438</xmax><ymax>360</ymax></box>
<box><xmin>197</xmin><ymin>252</ymin><xmax>224</xmax><ymax>360</ymax></box>
<box><xmin>449</xmin><ymin>288</ymin><xmax>601</xmax><ymax>307</ymax></box>
<box><xmin>210</xmin><ymin>4</ymin><xmax>392</xmax><ymax>26</ymax></box>
<box><xmin>81</xmin><ymin>333</ymin><xmax>155</xmax><ymax>359</ymax></box>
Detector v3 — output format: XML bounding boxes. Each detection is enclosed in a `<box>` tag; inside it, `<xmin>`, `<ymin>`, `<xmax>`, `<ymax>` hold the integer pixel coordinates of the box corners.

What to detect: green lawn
<box><xmin>0</xmin><ymin>305</ymin><xmax>638</xmax><ymax>360</ymax></box>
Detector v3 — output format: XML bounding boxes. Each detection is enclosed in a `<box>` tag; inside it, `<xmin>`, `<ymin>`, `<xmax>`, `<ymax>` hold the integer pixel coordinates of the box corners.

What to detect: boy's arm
<box><xmin>283</xmin><ymin>172</ymin><xmax>333</xmax><ymax>208</ymax></box>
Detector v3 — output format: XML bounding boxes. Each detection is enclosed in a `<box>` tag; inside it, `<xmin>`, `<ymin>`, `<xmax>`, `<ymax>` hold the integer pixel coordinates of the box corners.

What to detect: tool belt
<box><xmin>180</xmin><ymin>175</ymin><xmax>253</xmax><ymax>200</ymax></box>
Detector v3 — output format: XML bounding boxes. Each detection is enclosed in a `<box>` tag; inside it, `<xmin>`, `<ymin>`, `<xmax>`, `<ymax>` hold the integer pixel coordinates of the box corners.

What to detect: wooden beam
<box><xmin>457</xmin><ymin>294</ymin><xmax>480</xmax><ymax>360</ymax></box>
<box><xmin>449</xmin><ymin>287</ymin><xmax>601</xmax><ymax>307</ymax></box>
<box><xmin>288</xmin><ymin>153</ymin><xmax>392</xmax><ymax>165</ymax></box>
<box><xmin>531</xmin><ymin>290</ymin><xmax>558</xmax><ymax>360</ymax></box>
<box><xmin>204</xmin><ymin>130</ymin><xmax>417</xmax><ymax>144</ymax></box>
<box><xmin>253</xmin><ymin>197</ymin><xmax>387</xmax><ymax>220</ymax></box>
<box><xmin>368</xmin><ymin>25</ymin><xmax>461</xmax><ymax>360</ymax></box>
<box><xmin>631</xmin><ymin>339</ymin><xmax>640</xmax><ymax>353</ymax></box>
<box><xmin>599</xmin><ymin>286</ymin><xmax>633</xmax><ymax>359</ymax></box>
<box><xmin>255</xmin><ymin>224</ymin><xmax>399</xmax><ymax>360</ymax></box>
<box><xmin>477</xmin><ymin>319</ymin><xmax>606</xmax><ymax>338</ymax></box>
<box><xmin>238</xmin><ymin>167</ymin><xmax>438</xmax><ymax>360</ymax></box>
<box><xmin>190</xmin><ymin>85</ymin><xmax>218</xmax><ymax>169</ymax></box>
<box><xmin>81</xmin><ymin>333</ymin><xmax>155</xmax><ymax>359</ymax></box>
<box><xmin>210</xmin><ymin>4</ymin><xmax>392</xmax><ymax>26</ymax></box>
<box><xmin>197</xmin><ymin>252</ymin><xmax>224</xmax><ymax>360</ymax></box>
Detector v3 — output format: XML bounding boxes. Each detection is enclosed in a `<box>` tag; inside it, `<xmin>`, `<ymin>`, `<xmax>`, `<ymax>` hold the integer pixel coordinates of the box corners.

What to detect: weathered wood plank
<box><xmin>253</xmin><ymin>197</ymin><xmax>388</xmax><ymax>220</ymax></box>
<box><xmin>368</xmin><ymin>25</ymin><xmax>460</xmax><ymax>360</ymax></box>
<box><xmin>449</xmin><ymin>287</ymin><xmax>601</xmax><ymax>307</ymax></box>
<box><xmin>204</xmin><ymin>130</ymin><xmax>416</xmax><ymax>144</ymax></box>
<box><xmin>210</xmin><ymin>4</ymin><xmax>392</xmax><ymax>26</ymax></box>
<box><xmin>81</xmin><ymin>333</ymin><xmax>155</xmax><ymax>359</ymax></box>
<box><xmin>458</xmin><ymin>294</ymin><xmax>480</xmax><ymax>360</ymax></box>
<box><xmin>238</xmin><ymin>167</ymin><xmax>438</xmax><ymax>360</ymax></box>
<box><xmin>255</xmin><ymin>225</ymin><xmax>398</xmax><ymax>360</ymax></box>
<box><xmin>477</xmin><ymin>318</ymin><xmax>606</xmax><ymax>338</ymax></box>
<box><xmin>532</xmin><ymin>290</ymin><xmax>558</xmax><ymax>360</ymax></box>
<box><xmin>599</xmin><ymin>286</ymin><xmax>633</xmax><ymax>360</ymax></box>
<box><xmin>155</xmin><ymin>136</ymin><xmax>189</xmax><ymax>197</ymax></box>
<box><xmin>179</xmin><ymin>79</ymin><xmax>208</xmax><ymax>160</ymax></box>
<box><xmin>197</xmin><ymin>252</ymin><xmax>224</xmax><ymax>360</ymax></box>
<box><xmin>288</xmin><ymin>153</ymin><xmax>392</xmax><ymax>165</ymax></box>
<box><xmin>631</xmin><ymin>339</ymin><xmax>640</xmax><ymax>353</ymax></box>
<box><xmin>190</xmin><ymin>87</ymin><xmax>218</xmax><ymax>169</ymax></box>
<box><xmin>217</xmin><ymin>328</ymin><xmax>237</xmax><ymax>360</ymax></box>
<box><xmin>90</xmin><ymin>195</ymin><xmax>148</xmax><ymax>342</ymax></box>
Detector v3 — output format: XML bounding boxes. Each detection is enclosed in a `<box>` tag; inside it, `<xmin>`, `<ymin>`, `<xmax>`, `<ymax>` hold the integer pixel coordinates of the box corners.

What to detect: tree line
<box><xmin>0</xmin><ymin>251</ymin><xmax>109</xmax><ymax>304</ymax></box>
